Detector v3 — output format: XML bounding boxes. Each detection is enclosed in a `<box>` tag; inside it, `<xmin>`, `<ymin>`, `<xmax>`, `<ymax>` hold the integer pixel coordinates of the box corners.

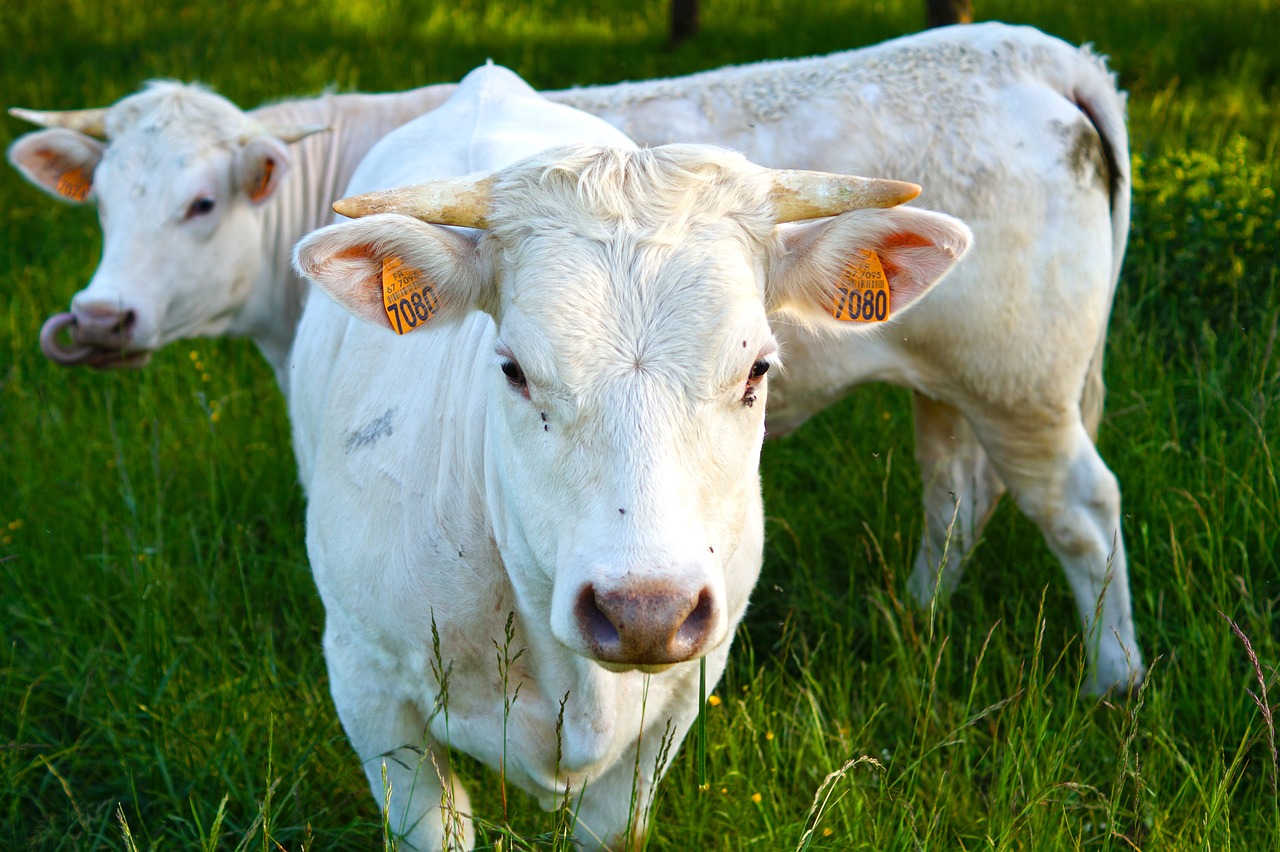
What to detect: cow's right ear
<box><xmin>768</xmin><ymin>206</ymin><xmax>972</xmax><ymax>331</ymax></box>
<box><xmin>6</xmin><ymin>128</ymin><xmax>104</xmax><ymax>204</ymax></box>
<box><xmin>293</xmin><ymin>213</ymin><xmax>492</xmax><ymax>334</ymax></box>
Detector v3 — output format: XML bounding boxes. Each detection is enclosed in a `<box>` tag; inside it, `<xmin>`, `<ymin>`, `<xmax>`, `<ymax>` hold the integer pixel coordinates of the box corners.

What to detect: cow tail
<box><xmin>1069</xmin><ymin>51</ymin><xmax>1131</xmax><ymax>441</ymax></box>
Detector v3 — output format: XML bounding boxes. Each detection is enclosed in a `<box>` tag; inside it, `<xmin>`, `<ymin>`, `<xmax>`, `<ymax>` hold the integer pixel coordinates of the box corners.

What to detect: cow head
<box><xmin>7</xmin><ymin>82</ymin><xmax>325</xmax><ymax>368</ymax></box>
<box><xmin>295</xmin><ymin>144</ymin><xmax>971</xmax><ymax>672</ymax></box>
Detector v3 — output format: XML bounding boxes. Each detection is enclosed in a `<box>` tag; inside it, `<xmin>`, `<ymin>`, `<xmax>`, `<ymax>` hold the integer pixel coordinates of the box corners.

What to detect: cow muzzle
<box><xmin>39</xmin><ymin>308</ymin><xmax>151</xmax><ymax>369</ymax></box>
<box><xmin>574</xmin><ymin>581</ymin><xmax>719</xmax><ymax>670</ymax></box>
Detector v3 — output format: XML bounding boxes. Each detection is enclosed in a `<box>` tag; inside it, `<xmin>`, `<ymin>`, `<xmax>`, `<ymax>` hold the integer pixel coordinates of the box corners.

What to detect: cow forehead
<box><xmin>485</xmin><ymin>144</ymin><xmax>781</xmax><ymax>319</ymax></box>
<box><xmin>105</xmin><ymin>81</ymin><xmax>247</xmax><ymax>143</ymax></box>
<box><xmin>99</xmin><ymin>83</ymin><xmax>247</xmax><ymax>180</ymax></box>
<box><xmin>487</xmin><ymin>144</ymin><xmax>779</xmax><ymax>245</ymax></box>
<box><xmin>495</xmin><ymin>230</ymin><xmax>772</xmax><ymax>397</ymax></box>
<box><xmin>483</xmin><ymin>146</ymin><xmax>781</xmax><ymax>394</ymax></box>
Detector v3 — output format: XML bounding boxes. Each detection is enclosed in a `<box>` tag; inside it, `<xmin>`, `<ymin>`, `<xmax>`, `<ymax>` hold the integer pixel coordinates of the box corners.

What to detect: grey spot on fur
<box><xmin>345</xmin><ymin>408</ymin><xmax>395</xmax><ymax>454</ymax></box>
<box><xmin>1053</xmin><ymin>118</ymin><xmax>1109</xmax><ymax>192</ymax></box>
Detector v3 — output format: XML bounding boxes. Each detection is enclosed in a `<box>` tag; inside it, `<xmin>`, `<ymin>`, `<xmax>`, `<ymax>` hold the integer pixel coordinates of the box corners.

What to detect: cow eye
<box><xmin>742</xmin><ymin>358</ymin><xmax>769</xmax><ymax>408</ymax></box>
<box><xmin>186</xmin><ymin>196</ymin><xmax>216</xmax><ymax>219</ymax></box>
<box><xmin>500</xmin><ymin>358</ymin><xmax>528</xmax><ymax>394</ymax></box>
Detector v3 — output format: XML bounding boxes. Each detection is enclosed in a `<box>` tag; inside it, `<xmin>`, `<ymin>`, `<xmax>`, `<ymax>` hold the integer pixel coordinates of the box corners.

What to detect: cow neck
<box><xmin>242</xmin><ymin>84</ymin><xmax>459</xmax><ymax>393</ymax></box>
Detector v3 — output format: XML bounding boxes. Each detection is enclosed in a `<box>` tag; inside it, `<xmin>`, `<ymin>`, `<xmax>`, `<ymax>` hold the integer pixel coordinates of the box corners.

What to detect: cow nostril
<box><xmin>575</xmin><ymin>584</ymin><xmax>621</xmax><ymax>656</ymax></box>
<box><xmin>115</xmin><ymin>310</ymin><xmax>137</xmax><ymax>336</ymax></box>
<box><xmin>672</xmin><ymin>587</ymin><xmax>715</xmax><ymax>657</ymax></box>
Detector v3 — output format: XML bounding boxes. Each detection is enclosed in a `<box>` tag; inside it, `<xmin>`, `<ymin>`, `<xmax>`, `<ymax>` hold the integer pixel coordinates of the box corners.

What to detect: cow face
<box><xmin>295</xmin><ymin>144</ymin><xmax>971</xmax><ymax>672</ymax></box>
<box><xmin>8</xmin><ymin>83</ymin><xmax>311</xmax><ymax>367</ymax></box>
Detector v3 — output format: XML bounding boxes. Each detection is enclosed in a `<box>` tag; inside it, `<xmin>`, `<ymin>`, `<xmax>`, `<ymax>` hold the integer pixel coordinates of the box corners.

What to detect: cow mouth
<box><xmin>39</xmin><ymin>312</ymin><xmax>152</xmax><ymax>369</ymax></box>
<box><xmin>596</xmin><ymin>659</ymin><xmax>679</xmax><ymax>675</ymax></box>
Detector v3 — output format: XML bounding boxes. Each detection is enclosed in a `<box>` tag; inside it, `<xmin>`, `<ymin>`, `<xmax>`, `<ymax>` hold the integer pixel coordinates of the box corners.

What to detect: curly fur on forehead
<box><xmin>104</xmin><ymin>80</ymin><xmax>249</xmax><ymax>149</ymax></box>
<box><xmin>486</xmin><ymin>143</ymin><xmax>780</xmax><ymax>247</ymax></box>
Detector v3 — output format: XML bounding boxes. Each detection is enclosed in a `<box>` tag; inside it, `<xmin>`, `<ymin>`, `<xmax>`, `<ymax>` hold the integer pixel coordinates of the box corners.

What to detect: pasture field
<box><xmin>2</xmin><ymin>0</ymin><xmax>1278</xmax><ymax>848</ymax></box>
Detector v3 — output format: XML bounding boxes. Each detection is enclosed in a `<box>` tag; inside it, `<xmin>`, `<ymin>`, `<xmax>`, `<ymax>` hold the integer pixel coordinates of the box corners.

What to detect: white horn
<box><xmin>770</xmin><ymin>169</ymin><xmax>921</xmax><ymax>222</ymax></box>
<box><xmin>9</xmin><ymin>106</ymin><xmax>110</xmax><ymax>138</ymax></box>
<box><xmin>333</xmin><ymin>175</ymin><xmax>496</xmax><ymax>228</ymax></box>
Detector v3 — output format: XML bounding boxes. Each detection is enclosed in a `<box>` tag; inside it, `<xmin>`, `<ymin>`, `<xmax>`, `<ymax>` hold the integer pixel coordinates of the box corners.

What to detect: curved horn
<box><xmin>333</xmin><ymin>175</ymin><xmax>495</xmax><ymax>228</ymax></box>
<box><xmin>770</xmin><ymin>169</ymin><xmax>921</xmax><ymax>223</ymax></box>
<box><xmin>9</xmin><ymin>106</ymin><xmax>110</xmax><ymax>138</ymax></box>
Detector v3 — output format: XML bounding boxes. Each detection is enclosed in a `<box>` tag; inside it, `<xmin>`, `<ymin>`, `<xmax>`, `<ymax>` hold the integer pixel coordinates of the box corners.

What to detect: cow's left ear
<box><xmin>293</xmin><ymin>213</ymin><xmax>491</xmax><ymax>334</ymax></box>
<box><xmin>236</xmin><ymin>136</ymin><xmax>292</xmax><ymax>205</ymax></box>
<box><xmin>768</xmin><ymin>206</ymin><xmax>971</xmax><ymax>330</ymax></box>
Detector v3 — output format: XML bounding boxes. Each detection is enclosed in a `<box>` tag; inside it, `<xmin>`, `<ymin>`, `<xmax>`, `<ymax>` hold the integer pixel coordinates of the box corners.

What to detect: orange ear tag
<box><xmin>56</xmin><ymin>167</ymin><xmax>92</xmax><ymax>202</ymax></box>
<box><xmin>249</xmin><ymin>158</ymin><xmax>276</xmax><ymax>202</ymax></box>
<box><xmin>381</xmin><ymin>256</ymin><xmax>441</xmax><ymax>335</ymax></box>
<box><xmin>830</xmin><ymin>249</ymin><xmax>891</xmax><ymax>323</ymax></box>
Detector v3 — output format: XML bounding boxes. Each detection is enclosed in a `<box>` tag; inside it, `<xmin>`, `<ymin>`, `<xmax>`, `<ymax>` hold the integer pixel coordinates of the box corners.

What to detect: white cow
<box><xmin>289</xmin><ymin>63</ymin><xmax>969</xmax><ymax>849</ymax></box>
<box><xmin>9</xmin><ymin>22</ymin><xmax>1142</xmax><ymax>693</ymax></box>
<box><xmin>7</xmin><ymin>81</ymin><xmax>456</xmax><ymax>390</ymax></box>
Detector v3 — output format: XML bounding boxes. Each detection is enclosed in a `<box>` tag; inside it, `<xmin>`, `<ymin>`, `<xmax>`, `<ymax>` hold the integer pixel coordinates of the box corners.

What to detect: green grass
<box><xmin>3</xmin><ymin>0</ymin><xmax>1279</xmax><ymax>848</ymax></box>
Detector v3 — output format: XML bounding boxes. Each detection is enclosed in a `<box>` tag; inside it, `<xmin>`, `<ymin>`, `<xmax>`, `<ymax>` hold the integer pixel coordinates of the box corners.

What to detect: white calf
<box><xmin>289</xmin><ymin>64</ymin><xmax>969</xmax><ymax>848</ymax></box>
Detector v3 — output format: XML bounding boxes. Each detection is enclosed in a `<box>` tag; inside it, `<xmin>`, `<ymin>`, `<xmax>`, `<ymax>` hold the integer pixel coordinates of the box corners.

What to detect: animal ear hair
<box><xmin>768</xmin><ymin>206</ymin><xmax>971</xmax><ymax>331</ymax></box>
<box><xmin>7</xmin><ymin>128</ymin><xmax>104</xmax><ymax>204</ymax></box>
<box><xmin>237</xmin><ymin>135</ymin><xmax>292</xmax><ymax>204</ymax></box>
<box><xmin>293</xmin><ymin>214</ymin><xmax>490</xmax><ymax>334</ymax></box>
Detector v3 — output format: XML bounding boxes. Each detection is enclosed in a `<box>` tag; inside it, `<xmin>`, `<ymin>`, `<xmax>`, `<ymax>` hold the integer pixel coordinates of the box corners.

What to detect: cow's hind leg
<box><xmin>974</xmin><ymin>409</ymin><xmax>1144</xmax><ymax>695</ymax></box>
<box><xmin>907</xmin><ymin>393</ymin><xmax>1007</xmax><ymax>605</ymax></box>
<box><xmin>325</xmin><ymin>622</ymin><xmax>474</xmax><ymax>850</ymax></box>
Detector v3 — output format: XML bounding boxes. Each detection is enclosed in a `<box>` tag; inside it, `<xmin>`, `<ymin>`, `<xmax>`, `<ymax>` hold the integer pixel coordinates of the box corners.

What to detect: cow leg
<box><xmin>907</xmin><ymin>393</ymin><xmax>1006</xmax><ymax>605</ymax></box>
<box><xmin>324</xmin><ymin>621</ymin><xmax>474</xmax><ymax>850</ymax></box>
<box><xmin>973</xmin><ymin>409</ymin><xmax>1144</xmax><ymax>694</ymax></box>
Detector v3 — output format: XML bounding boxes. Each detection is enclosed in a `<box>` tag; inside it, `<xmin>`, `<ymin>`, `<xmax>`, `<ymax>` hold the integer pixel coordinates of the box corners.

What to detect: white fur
<box><xmin>289</xmin><ymin>64</ymin><xmax>967</xmax><ymax>849</ymax></box>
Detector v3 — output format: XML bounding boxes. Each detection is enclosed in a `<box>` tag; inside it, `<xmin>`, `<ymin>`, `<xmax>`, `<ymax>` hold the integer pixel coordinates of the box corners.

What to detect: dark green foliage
<box><xmin>1129</xmin><ymin>134</ymin><xmax>1279</xmax><ymax>332</ymax></box>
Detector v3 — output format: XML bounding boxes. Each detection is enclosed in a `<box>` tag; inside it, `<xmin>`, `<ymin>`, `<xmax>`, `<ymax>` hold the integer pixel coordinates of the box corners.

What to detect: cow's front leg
<box><xmin>907</xmin><ymin>393</ymin><xmax>1007</xmax><ymax>604</ymax></box>
<box><xmin>325</xmin><ymin>619</ymin><xmax>474</xmax><ymax>850</ymax></box>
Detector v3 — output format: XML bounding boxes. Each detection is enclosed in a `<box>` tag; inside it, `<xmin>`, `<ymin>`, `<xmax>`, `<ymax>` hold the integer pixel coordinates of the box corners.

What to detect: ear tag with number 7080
<box><xmin>56</xmin><ymin>167</ymin><xmax>92</xmax><ymax>202</ymax></box>
<box><xmin>830</xmin><ymin>249</ymin><xmax>891</xmax><ymax>323</ymax></box>
<box><xmin>381</xmin><ymin>256</ymin><xmax>441</xmax><ymax>335</ymax></box>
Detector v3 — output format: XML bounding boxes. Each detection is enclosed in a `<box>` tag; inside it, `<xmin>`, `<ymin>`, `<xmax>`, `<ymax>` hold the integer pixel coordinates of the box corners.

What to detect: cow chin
<box><xmin>594</xmin><ymin>659</ymin><xmax>679</xmax><ymax>676</ymax></box>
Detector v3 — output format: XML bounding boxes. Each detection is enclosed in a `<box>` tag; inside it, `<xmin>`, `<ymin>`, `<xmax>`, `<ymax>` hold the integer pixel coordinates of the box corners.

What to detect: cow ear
<box><xmin>237</xmin><ymin>136</ymin><xmax>292</xmax><ymax>205</ymax></box>
<box><xmin>293</xmin><ymin>213</ymin><xmax>490</xmax><ymax>334</ymax></box>
<box><xmin>769</xmin><ymin>206</ymin><xmax>971</xmax><ymax>330</ymax></box>
<box><xmin>7</xmin><ymin>128</ymin><xmax>104</xmax><ymax>204</ymax></box>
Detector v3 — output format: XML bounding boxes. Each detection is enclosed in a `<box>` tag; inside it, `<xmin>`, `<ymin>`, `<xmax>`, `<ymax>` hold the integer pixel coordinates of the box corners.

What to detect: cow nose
<box><xmin>575</xmin><ymin>582</ymin><xmax>718</xmax><ymax>666</ymax></box>
<box><xmin>74</xmin><ymin>305</ymin><xmax>137</xmax><ymax>347</ymax></box>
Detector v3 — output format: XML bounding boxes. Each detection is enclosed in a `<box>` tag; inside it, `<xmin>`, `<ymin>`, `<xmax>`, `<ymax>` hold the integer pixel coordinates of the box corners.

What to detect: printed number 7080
<box><xmin>834</xmin><ymin>287</ymin><xmax>889</xmax><ymax>322</ymax></box>
<box><xmin>386</xmin><ymin>289</ymin><xmax>439</xmax><ymax>334</ymax></box>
